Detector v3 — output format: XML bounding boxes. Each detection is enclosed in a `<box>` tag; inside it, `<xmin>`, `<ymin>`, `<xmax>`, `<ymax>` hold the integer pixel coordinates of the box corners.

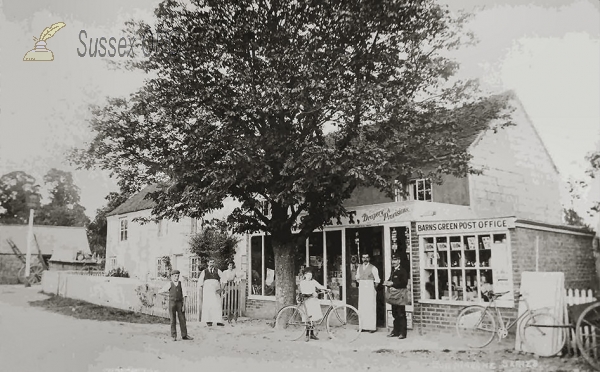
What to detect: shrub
<box><xmin>189</xmin><ymin>218</ymin><xmax>239</xmax><ymax>270</ymax></box>
<box><xmin>106</xmin><ymin>267</ymin><xmax>130</xmax><ymax>278</ymax></box>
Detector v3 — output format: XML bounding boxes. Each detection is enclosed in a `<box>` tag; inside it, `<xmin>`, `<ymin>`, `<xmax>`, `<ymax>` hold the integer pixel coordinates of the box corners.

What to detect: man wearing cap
<box><xmin>383</xmin><ymin>255</ymin><xmax>409</xmax><ymax>339</ymax></box>
<box><xmin>159</xmin><ymin>270</ymin><xmax>193</xmax><ymax>341</ymax></box>
<box><xmin>356</xmin><ymin>253</ymin><xmax>380</xmax><ymax>332</ymax></box>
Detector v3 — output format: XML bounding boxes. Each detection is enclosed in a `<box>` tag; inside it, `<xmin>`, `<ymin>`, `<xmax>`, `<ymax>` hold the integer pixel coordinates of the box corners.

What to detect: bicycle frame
<box><xmin>298</xmin><ymin>290</ymin><xmax>340</xmax><ymax>328</ymax></box>
<box><xmin>478</xmin><ymin>293</ymin><xmax>551</xmax><ymax>336</ymax></box>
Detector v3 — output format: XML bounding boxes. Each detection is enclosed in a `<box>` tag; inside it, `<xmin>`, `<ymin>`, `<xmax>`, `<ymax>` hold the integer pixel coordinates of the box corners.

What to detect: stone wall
<box><xmin>0</xmin><ymin>254</ymin><xmax>23</xmax><ymax>284</ymax></box>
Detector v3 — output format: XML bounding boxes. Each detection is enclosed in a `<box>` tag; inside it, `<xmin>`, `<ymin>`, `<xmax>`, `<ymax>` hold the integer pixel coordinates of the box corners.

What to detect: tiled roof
<box><xmin>0</xmin><ymin>225</ymin><xmax>91</xmax><ymax>258</ymax></box>
<box><xmin>106</xmin><ymin>184</ymin><xmax>159</xmax><ymax>217</ymax></box>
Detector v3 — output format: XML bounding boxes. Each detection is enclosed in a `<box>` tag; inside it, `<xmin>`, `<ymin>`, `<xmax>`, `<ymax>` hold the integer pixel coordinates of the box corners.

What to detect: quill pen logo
<box><xmin>23</xmin><ymin>22</ymin><xmax>66</xmax><ymax>61</ymax></box>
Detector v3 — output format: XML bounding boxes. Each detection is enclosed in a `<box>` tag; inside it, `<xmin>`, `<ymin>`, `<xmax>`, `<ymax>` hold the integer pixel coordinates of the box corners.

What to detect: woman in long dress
<box><xmin>299</xmin><ymin>267</ymin><xmax>328</xmax><ymax>341</ymax></box>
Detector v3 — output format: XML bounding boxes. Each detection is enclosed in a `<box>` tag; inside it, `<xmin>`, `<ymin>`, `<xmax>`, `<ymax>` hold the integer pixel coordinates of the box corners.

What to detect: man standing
<box><xmin>384</xmin><ymin>255</ymin><xmax>409</xmax><ymax>339</ymax></box>
<box><xmin>199</xmin><ymin>258</ymin><xmax>225</xmax><ymax>326</ymax></box>
<box><xmin>356</xmin><ymin>253</ymin><xmax>379</xmax><ymax>332</ymax></box>
<box><xmin>159</xmin><ymin>270</ymin><xmax>193</xmax><ymax>341</ymax></box>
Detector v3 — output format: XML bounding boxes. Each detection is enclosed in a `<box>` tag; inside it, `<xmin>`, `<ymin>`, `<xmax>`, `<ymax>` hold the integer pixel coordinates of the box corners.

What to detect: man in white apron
<box><xmin>356</xmin><ymin>254</ymin><xmax>380</xmax><ymax>333</ymax></box>
<box><xmin>199</xmin><ymin>259</ymin><xmax>225</xmax><ymax>326</ymax></box>
<box><xmin>356</xmin><ymin>253</ymin><xmax>380</xmax><ymax>332</ymax></box>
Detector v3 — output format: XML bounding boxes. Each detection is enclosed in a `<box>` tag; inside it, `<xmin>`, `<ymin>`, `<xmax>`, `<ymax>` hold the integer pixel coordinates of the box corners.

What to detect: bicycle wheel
<box><xmin>576</xmin><ymin>302</ymin><xmax>600</xmax><ymax>370</ymax></box>
<box><xmin>326</xmin><ymin>304</ymin><xmax>361</xmax><ymax>343</ymax></box>
<box><xmin>274</xmin><ymin>305</ymin><xmax>307</xmax><ymax>341</ymax></box>
<box><xmin>520</xmin><ymin>312</ymin><xmax>565</xmax><ymax>357</ymax></box>
<box><xmin>456</xmin><ymin>305</ymin><xmax>496</xmax><ymax>348</ymax></box>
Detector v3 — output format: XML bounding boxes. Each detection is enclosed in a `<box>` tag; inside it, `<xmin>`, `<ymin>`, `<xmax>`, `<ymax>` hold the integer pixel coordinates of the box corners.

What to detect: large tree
<box><xmin>0</xmin><ymin>171</ymin><xmax>42</xmax><ymax>224</ymax></box>
<box><xmin>37</xmin><ymin>169</ymin><xmax>90</xmax><ymax>227</ymax></box>
<box><xmin>73</xmin><ymin>0</ymin><xmax>510</xmax><ymax>308</ymax></box>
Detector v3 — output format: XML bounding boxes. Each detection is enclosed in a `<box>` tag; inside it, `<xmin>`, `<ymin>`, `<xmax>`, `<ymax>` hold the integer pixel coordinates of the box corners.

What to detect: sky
<box><xmin>0</xmin><ymin>0</ymin><xmax>599</xmax><ymax>225</ymax></box>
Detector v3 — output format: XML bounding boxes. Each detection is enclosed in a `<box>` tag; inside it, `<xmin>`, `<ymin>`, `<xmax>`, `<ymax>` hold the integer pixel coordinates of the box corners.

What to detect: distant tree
<box><xmin>189</xmin><ymin>219</ymin><xmax>239</xmax><ymax>270</ymax></box>
<box><xmin>0</xmin><ymin>171</ymin><xmax>42</xmax><ymax>224</ymax></box>
<box><xmin>87</xmin><ymin>191</ymin><xmax>131</xmax><ymax>257</ymax></box>
<box><xmin>37</xmin><ymin>169</ymin><xmax>90</xmax><ymax>227</ymax></box>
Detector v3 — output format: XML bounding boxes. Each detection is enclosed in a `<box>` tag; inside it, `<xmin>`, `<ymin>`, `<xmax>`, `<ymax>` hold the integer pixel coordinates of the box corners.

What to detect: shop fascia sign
<box><xmin>302</xmin><ymin>205</ymin><xmax>411</xmax><ymax>228</ymax></box>
<box><xmin>416</xmin><ymin>217</ymin><xmax>516</xmax><ymax>235</ymax></box>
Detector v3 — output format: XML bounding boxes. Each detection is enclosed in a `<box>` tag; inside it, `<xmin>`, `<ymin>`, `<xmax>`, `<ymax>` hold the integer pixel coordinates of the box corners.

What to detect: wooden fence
<box><xmin>564</xmin><ymin>288</ymin><xmax>597</xmax><ymax>357</ymax></box>
<box><xmin>133</xmin><ymin>278</ymin><xmax>246</xmax><ymax>322</ymax></box>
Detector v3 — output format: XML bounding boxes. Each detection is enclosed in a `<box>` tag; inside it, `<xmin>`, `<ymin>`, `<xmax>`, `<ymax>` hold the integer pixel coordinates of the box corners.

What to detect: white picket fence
<box><xmin>564</xmin><ymin>288</ymin><xmax>597</xmax><ymax>357</ymax></box>
<box><xmin>136</xmin><ymin>278</ymin><xmax>246</xmax><ymax>322</ymax></box>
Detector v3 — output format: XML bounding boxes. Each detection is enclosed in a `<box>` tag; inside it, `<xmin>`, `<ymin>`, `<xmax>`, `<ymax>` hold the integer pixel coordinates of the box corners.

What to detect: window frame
<box><xmin>189</xmin><ymin>256</ymin><xmax>201</xmax><ymax>279</ymax></box>
<box><xmin>419</xmin><ymin>230</ymin><xmax>514</xmax><ymax>308</ymax></box>
<box><xmin>119</xmin><ymin>218</ymin><xmax>128</xmax><ymax>241</ymax></box>
<box><xmin>394</xmin><ymin>178</ymin><xmax>433</xmax><ymax>202</ymax></box>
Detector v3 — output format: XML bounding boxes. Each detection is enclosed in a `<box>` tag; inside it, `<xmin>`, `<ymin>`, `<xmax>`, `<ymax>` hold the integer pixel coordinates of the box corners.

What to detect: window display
<box><xmin>421</xmin><ymin>232</ymin><xmax>512</xmax><ymax>303</ymax></box>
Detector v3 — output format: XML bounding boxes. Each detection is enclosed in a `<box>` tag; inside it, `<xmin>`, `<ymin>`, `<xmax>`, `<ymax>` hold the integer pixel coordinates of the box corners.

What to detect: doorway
<box><xmin>345</xmin><ymin>226</ymin><xmax>386</xmax><ymax>328</ymax></box>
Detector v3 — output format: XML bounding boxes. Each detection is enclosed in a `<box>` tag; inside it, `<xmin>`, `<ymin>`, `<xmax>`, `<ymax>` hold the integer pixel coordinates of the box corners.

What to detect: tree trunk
<box><xmin>273</xmin><ymin>239</ymin><xmax>297</xmax><ymax>311</ymax></box>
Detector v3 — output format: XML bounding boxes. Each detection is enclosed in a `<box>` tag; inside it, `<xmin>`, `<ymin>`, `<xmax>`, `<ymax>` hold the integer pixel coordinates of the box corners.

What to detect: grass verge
<box><xmin>29</xmin><ymin>293</ymin><xmax>170</xmax><ymax>324</ymax></box>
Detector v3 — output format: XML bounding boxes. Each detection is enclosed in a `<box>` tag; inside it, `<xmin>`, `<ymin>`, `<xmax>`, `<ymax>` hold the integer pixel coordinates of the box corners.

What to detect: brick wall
<box><xmin>0</xmin><ymin>254</ymin><xmax>23</xmax><ymax>284</ymax></box>
<box><xmin>511</xmin><ymin>225</ymin><xmax>596</xmax><ymax>290</ymax></box>
<box><xmin>246</xmin><ymin>299</ymin><xmax>278</xmax><ymax>319</ymax></box>
<box><xmin>410</xmin><ymin>223</ymin><xmax>594</xmax><ymax>334</ymax></box>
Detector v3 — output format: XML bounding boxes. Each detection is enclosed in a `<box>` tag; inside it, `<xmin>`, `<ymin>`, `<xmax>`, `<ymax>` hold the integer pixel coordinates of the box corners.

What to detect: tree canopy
<box><xmin>37</xmin><ymin>168</ymin><xmax>90</xmax><ymax>227</ymax></box>
<box><xmin>73</xmin><ymin>0</ymin><xmax>510</xmax><ymax>306</ymax></box>
<box><xmin>87</xmin><ymin>190</ymin><xmax>132</xmax><ymax>257</ymax></box>
<box><xmin>0</xmin><ymin>171</ymin><xmax>42</xmax><ymax>224</ymax></box>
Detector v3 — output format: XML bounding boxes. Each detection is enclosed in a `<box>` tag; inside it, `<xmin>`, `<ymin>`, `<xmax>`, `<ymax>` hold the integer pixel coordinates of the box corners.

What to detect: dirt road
<box><xmin>0</xmin><ymin>286</ymin><xmax>592</xmax><ymax>372</ymax></box>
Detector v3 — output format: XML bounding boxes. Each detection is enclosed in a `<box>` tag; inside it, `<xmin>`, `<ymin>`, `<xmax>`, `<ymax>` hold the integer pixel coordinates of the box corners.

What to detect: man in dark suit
<box><xmin>159</xmin><ymin>270</ymin><xmax>193</xmax><ymax>341</ymax></box>
<box><xmin>383</xmin><ymin>255</ymin><xmax>409</xmax><ymax>339</ymax></box>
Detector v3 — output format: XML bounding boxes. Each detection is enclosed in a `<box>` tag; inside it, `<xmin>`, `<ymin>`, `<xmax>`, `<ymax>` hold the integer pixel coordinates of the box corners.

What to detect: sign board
<box><xmin>416</xmin><ymin>218</ymin><xmax>516</xmax><ymax>235</ymax></box>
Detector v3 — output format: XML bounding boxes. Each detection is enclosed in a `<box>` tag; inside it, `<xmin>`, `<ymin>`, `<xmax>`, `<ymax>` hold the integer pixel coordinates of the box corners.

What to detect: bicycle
<box><xmin>274</xmin><ymin>289</ymin><xmax>361</xmax><ymax>342</ymax></box>
<box><xmin>456</xmin><ymin>291</ymin><xmax>567</xmax><ymax>357</ymax></box>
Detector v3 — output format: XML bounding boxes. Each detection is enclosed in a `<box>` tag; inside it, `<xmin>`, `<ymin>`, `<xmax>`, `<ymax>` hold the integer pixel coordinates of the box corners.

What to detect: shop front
<box><xmin>245</xmin><ymin>200</ymin><xmax>476</xmax><ymax>326</ymax></box>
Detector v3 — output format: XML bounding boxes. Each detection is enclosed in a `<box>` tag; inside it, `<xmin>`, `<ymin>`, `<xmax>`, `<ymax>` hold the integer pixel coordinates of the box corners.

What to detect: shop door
<box><xmin>345</xmin><ymin>226</ymin><xmax>386</xmax><ymax>328</ymax></box>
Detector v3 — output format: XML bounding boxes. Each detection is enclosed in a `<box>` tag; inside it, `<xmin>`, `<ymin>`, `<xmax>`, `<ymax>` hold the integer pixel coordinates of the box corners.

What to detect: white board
<box><xmin>515</xmin><ymin>272</ymin><xmax>565</xmax><ymax>354</ymax></box>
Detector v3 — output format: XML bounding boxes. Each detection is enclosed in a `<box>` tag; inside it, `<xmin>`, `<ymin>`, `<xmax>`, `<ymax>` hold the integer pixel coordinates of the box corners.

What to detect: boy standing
<box><xmin>159</xmin><ymin>270</ymin><xmax>193</xmax><ymax>341</ymax></box>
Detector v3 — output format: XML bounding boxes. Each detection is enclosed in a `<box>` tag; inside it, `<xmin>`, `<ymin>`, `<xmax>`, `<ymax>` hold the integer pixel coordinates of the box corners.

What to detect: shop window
<box><xmin>252</xmin><ymin>231</ymin><xmax>344</xmax><ymax>301</ymax></box>
<box><xmin>189</xmin><ymin>256</ymin><xmax>201</xmax><ymax>279</ymax></box>
<box><xmin>119</xmin><ymin>219</ymin><xmax>128</xmax><ymax>241</ymax></box>
<box><xmin>421</xmin><ymin>232</ymin><xmax>512</xmax><ymax>304</ymax></box>
<box><xmin>264</xmin><ymin>236</ymin><xmax>276</xmax><ymax>296</ymax></box>
<box><xmin>250</xmin><ymin>236</ymin><xmax>264</xmax><ymax>295</ymax></box>
<box><xmin>309</xmin><ymin>232</ymin><xmax>325</xmax><ymax>287</ymax></box>
<box><xmin>325</xmin><ymin>231</ymin><xmax>343</xmax><ymax>301</ymax></box>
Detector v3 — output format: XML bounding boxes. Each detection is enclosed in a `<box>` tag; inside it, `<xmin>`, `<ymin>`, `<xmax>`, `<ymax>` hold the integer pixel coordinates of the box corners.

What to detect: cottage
<box><xmin>245</xmin><ymin>95</ymin><xmax>596</xmax><ymax>334</ymax></box>
<box><xmin>0</xmin><ymin>225</ymin><xmax>92</xmax><ymax>284</ymax></box>
<box><xmin>105</xmin><ymin>185</ymin><xmax>246</xmax><ymax>280</ymax></box>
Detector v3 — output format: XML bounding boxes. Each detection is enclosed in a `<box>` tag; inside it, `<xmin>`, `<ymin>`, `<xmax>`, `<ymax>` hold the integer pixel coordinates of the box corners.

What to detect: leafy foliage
<box><xmin>106</xmin><ymin>267</ymin><xmax>130</xmax><ymax>278</ymax></box>
<box><xmin>189</xmin><ymin>219</ymin><xmax>239</xmax><ymax>270</ymax></box>
<box><xmin>73</xmin><ymin>0</ymin><xmax>510</xmax><ymax>306</ymax></box>
<box><xmin>37</xmin><ymin>169</ymin><xmax>90</xmax><ymax>227</ymax></box>
<box><xmin>0</xmin><ymin>171</ymin><xmax>42</xmax><ymax>224</ymax></box>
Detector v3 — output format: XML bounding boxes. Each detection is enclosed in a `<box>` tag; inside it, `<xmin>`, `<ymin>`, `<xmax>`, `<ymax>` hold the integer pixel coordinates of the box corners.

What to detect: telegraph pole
<box><xmin>24</xmin><ymin>209</ymin><xmax>34</xmax><ymax>287</ymax></box>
